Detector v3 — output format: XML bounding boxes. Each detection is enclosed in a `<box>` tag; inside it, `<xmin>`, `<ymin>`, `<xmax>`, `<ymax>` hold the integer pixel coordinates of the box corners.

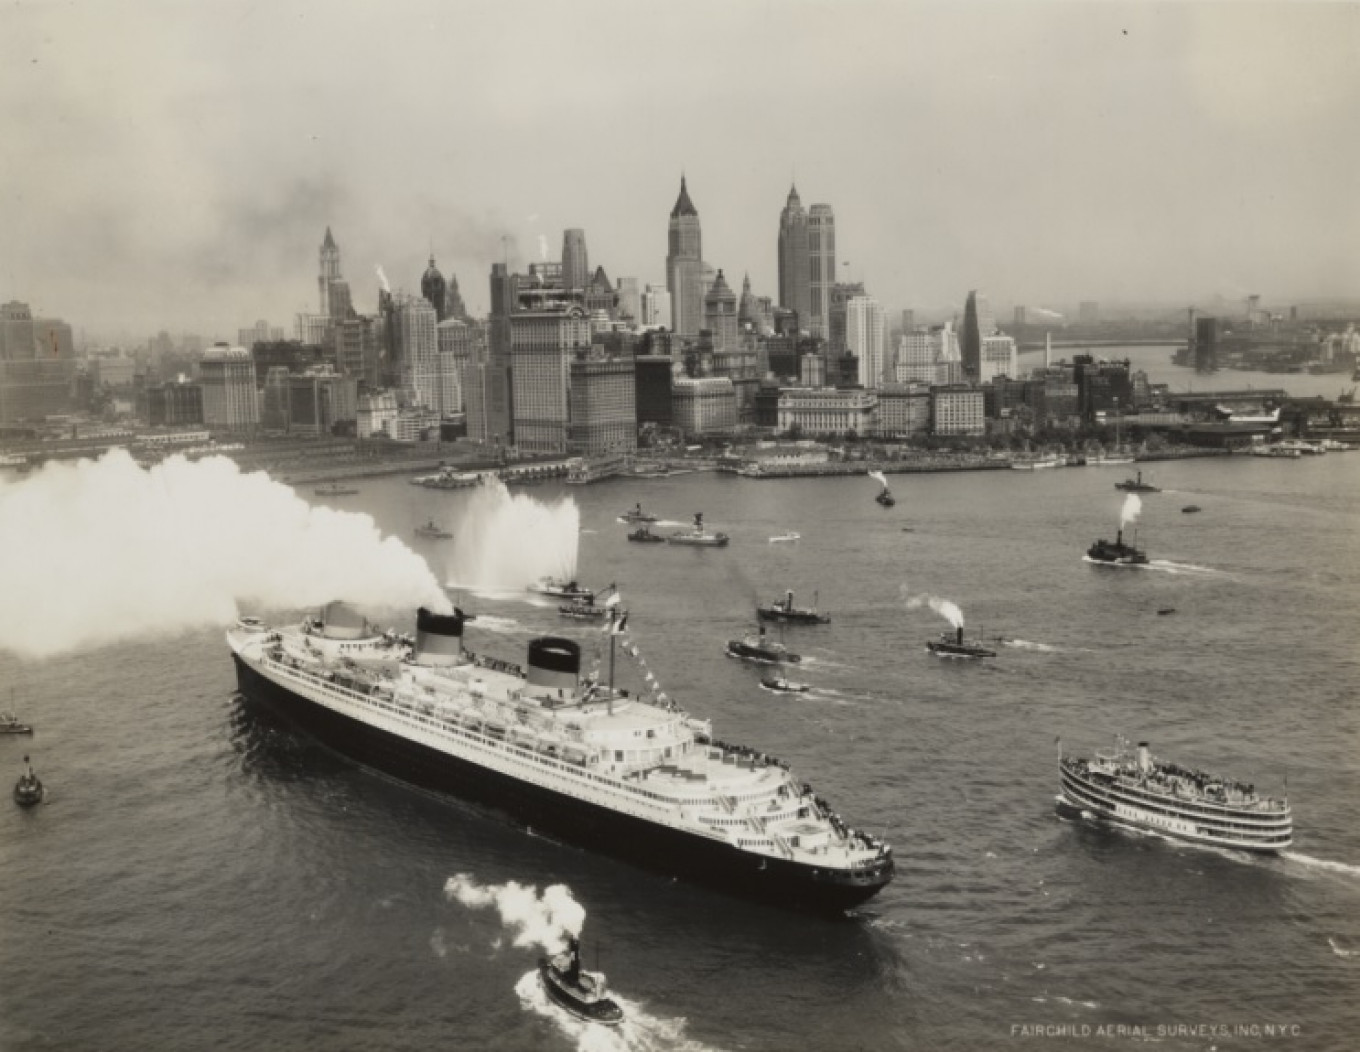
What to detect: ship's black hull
<box><xmin>232</xmin><ymin>656</ymin><xmax>891</xmax><ymax>914</ymax></box>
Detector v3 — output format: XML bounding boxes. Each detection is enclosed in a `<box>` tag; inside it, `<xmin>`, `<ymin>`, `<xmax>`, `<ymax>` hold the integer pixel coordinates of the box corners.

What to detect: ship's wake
<box><xmin>1000</xmin><ymin>638</ymin><xmax>1060</xmax><ymax>653</ymax></box>
<box><xmin>1328</xmin><ymin>937</ymin><xmax>1357</xmax><ymax>958</ymax></box>
<box><xmin>1282</xmin><ymin>852</ymin><xmax>1360</xmax><ymax>882</ymax></box>
<box><xmin>462</xmin><ymin>614</ymin><xmax>524</xmax><ymax>634</ymax></box>
<box><xmin>513</xmin><ymin>971</ymin><xmax>723</xmax><ymax>1052</ymax></box>
<box><xmin>1144</xmin><ymin>559</ymin><xmax>1227</xmax><ymax>577</ymax></box>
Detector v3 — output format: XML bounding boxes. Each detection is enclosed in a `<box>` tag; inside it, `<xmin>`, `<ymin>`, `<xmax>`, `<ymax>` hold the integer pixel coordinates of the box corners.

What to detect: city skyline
<box><xmin>2</xmin><ymin>1</ymin><xmax>1358</xmax><ymax>338</ymax></box>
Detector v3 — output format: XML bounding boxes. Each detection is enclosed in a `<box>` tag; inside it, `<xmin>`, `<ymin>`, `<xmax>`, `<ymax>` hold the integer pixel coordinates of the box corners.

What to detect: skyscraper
<box><xmin>777</xmin><ymin>185</ymin><xmax>810</xmax><ymax>331</ymax></box>
<box><xmin>807</xmin><ymin>203</ymin><xmax>835</xmax><ymax>339</ymax></box>
<box><xmin>846</xmin><ymin>295</ymin><xmax>886</xmax><ymax>388</ymax></box>
<box><xmin>318</xmin><ymin>227</ymin><xmax>341</xmax><ymax>315</ymax></box>
<box><xmin>392</xmin><ymin>295</ymin><xmax>439</xmax><ymax>410</ymax></box>
<box><xmin>960</xmin><ymin>290</ymin><xmax>994</xmax><ymax>382</ymax></box>
<box><xmin>665</xmin><ymin>176</ymin><xmax>705</xmax><ymax>337</ymax></box>
<box><xmin>641</xmin><ymin>284</ymin><xmax>672</xmax><ymax>328</ymax></box>
<box><xmin>421</xmin><ymin>256</ymin><xmax>447</xmax><ymax>323</ymax></box>
<box><xmin>704</xmin><ymin>270</ymin><xmax>738</xmax><ymax>352</ymax></box>
<box><xmin>562</xmin><ymin>229</ymin><xmax>589</xmax><ymax>292</ymax></box>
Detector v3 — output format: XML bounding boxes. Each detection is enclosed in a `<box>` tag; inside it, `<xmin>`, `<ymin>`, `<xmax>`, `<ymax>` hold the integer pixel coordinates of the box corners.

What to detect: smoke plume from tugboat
<box><xmin>0</xmin><ymin>450</ymin><xmax>450</xmax><ymax>659</ymax></box>
<box><xmin>901</xmin><ymin>585</ymin><xmax>965</xmax><ymax>629</ymax></box>
<box><xmin>444</xmin><ymin>873</ymin><xmax>585</xmax><ymax>954</ymax></box>
<box><xmin>1120</xmin><ymin>493</ymin><xmax>1143</xmax><ymax>528</ymax></box>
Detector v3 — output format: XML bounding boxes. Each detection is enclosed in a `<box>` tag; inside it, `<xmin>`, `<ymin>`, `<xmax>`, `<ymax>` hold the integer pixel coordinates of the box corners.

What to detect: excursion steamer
<box><xmin>228</xmin><ymin>603</ymin><xmax>893</xmax><ymax>912</ymax></box>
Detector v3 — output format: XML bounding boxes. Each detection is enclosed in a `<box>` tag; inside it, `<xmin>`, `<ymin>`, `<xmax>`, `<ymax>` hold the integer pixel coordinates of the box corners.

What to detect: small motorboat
<box><xmin>414</xmin><ymin>520</ymin><xmax>453</xmax><ymax>539</ymax></box>
<box><xmin>760</xmin><ymin>675</ymin><xmax>810</xmax><ymax>694</ymax></box>
<box><xmin>14</xmin><ymin>755</ymin><xmax>43</xmax><ymax>807</ymax></box>
<box><xmin>1157</xmin><ymin>607</ymin><xmax>1177</xmax><ymax>616</ymax></box>
<box><xmin>626</xmin><ymin>525</ymin><xmax>665</xmax><ymax>543</ymax></box>
<box><xmin>768</xmin><ymin>532</ymin><xmax>800</xmax><ymax>544</ymax></box>
<box><xmin>559</xmin><ymin>600</ymin><xmax>608</xmax><ymax>620</ymax></box>
<box><xmin>1</xmin><ymin>712</ymin><xmax>33</xmax><ymax>735</ymax></box>
<box><xmin>1182</xmin><ymin>505</ymin><xmax>1201</xmax><ymax>514</ymax></box>
<box><xmin>619</xmin><ymin>503</ymin><xmax>658</xmax><ymax>525</ymax></box>
<box><xmin>538</xmin><ymin>938</ymin><xmax>623</xmax><ymax>1027</ymax></box>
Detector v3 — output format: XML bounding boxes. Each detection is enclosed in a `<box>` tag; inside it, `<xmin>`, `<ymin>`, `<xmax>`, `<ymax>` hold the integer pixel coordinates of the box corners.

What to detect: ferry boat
<box><xmin>1059</xmin><ymin>737</ymin><xmax>1292</xmax><ymax>853</ymax></box>
<box><xmin>619</xmin><ymin>503</ymin><xmax>658</xmax><ymax>525</ymax></box>
<box><xmin>227</xmin><ymin>604</ymin><xmax>892</xmax><ymax>912</ymax></box>
<box><xmin>1085</xmin><ymin>452</ymin><xmax>1135</xmax><ymax>467</ymax></box>
<box><xmin>1011</xmin><ymin>454</ymin><xmax>1064</xmax><ymax>471</ymax></box>
<box><xmin>1</xmin><ymin>712</ymin><xmax>33</xmax><ymax>735</ymax></box>
<box><xmin>626</xmin><ymin>525</ymin><xmax>665</xmax><ymax>544</ymax></box>
<box><xmin>530</xmin><ymin>578</ymin><xmax>594</xmax><ymax>602</ymax></box>
<box><xmin>757</xmin><ymin>590</ymin><xmax>830</xmax><ymax>625</ymax></box>
<box><xmin>926</xmin><ymin>626</ymin><xmax>996</xmax><ymax>659</ymax></box>
<box><xmin>14</xmin><ymin>755</ymin><xmax>43</xmax><ymax>807</ymax></box>
<box><xmin>1086</xmin><ymin>527</ymin><xmax>1148</xmax><ymax>566</ymax></box>
<box><xmin>410</xmin><ymin>468</ymin><xmax>486</xmax><ymax>490</ymax></box>
<box><xmin>1249</xmin><ymin>444</ymin><xmax>1302</xmax><ymax>459</ymax></box>
<box><xmin>415</xmin><ymin>520</ymin><xmax>453</xmax><ymax>540</ymax></box>
<box><xmin>1114</xmin><ymin>471</ymin><xmax>1159</xmax><ymax>493</ymax></box>
<box><xmin>726</xmin><ymin>625</ymin><xmax>801</xmax><ymax>664</ymax></box>
<box><xmin>539</xmin><ymin>937</ymin><xmax>623</xmax><ymax>1026</ymax></box>
<box><xmin>666</xmin><ymin>513</ymin><xmax>729</xmax><ymax>547</ymax></box>
<box><xmin>314</xmin><ymin>482</ymin><xmax>360</xmax><ymax>497</ymax></box>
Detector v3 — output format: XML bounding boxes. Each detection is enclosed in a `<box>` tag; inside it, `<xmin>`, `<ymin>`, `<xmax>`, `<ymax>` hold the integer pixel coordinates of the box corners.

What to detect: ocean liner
<box><xmin>228</xmin><ymin>603</ymin><xmax>893</xmax><ymax>912</ymax></box>
<box><xmin>1059</xmin><ymin>737</ymin><xmax>1292</xmax><ymax>852</ymax></box>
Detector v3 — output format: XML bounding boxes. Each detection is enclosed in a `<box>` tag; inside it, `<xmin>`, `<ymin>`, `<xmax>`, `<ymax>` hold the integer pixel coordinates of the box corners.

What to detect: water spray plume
<box><xmin>1120</xmin><ymin>493</ymin><xmax>1143</xmax><ymax>528</ymax></box>
<box><xmin>445</xmin><ymin>874</ymin><xmax>584</xmax><ymax>954</ymax></box>
<box><xmin>447</xmin><ymin>480</ymin><xmax>579</xmax><ymax>591</ymax></box>
<box><xmin>0</xmin><ymin>451</ymin><xmax>450</xmax><ymax>660</ymax></box>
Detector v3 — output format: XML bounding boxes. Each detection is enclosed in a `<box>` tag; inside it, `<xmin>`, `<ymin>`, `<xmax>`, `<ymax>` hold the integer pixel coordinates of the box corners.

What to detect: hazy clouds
<box><xmin>1</xmin><ymin>1</ymin><xmax>1356</xmax><ymax>338</ymax></box>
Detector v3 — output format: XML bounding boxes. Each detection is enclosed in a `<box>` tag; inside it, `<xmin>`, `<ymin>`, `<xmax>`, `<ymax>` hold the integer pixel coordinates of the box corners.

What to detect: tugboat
<box><xmin>1181</xmin><ymin>505</ymin><xmax>1202</xmax><ymax>514</ymax></box>
<box><xmin>757</xmin><ymin>590</ymin><xmax>830</xmax><ymax>625</ymax></box>
<box><xmin>1086</xmin><ymin>527</ymin><xmax>1148</xmax><ymax>566</ymax></box>
<box><xmin>627</xmin><ymin>524</ymin><xmax>665</xmax><ymax>543</ymax></box>
<box><xmin>760</xmin><ymin>675</ymin><xmax>810</xmax><ymax>694</ymax></box>
<box><xmin>1114</xmin><ymin>471</ymin><xmax>1159</xmax><ymax>493</ymax></box>
<box><xmin>14</xmin><ymin>755</ymin><xmax>43</xmax><ymax>807</ymax></box>
<box><xmin>871</xmin><ymin>470</ymin><xmax>895</xmax><ymax>507</ymax></box>
<box><xmin>1058</xmin><ymin>737</ymin><xmax>1292</xmax><ymax>852</ymax></box>
<box><xmin>619</xmin><ymin>503</ymin><xmax>658</xmax><ymax>525</ymax></box>
<box><xmin>926</xmin><ymin>626</ymin><xmax>997</xmax><ymax>659</ymax></box>
<box><xmin>666</xmin><ymin>513</ymin><xmax>729</xmax><ymax>547</ymax></box>
<box><xmin>559</xmin><ymin>599</ymin><xmax>608</xmax><ymax>620</ymax></box>
<box><xmin>538</xmin><ymin>938</ymin><xmax>624</xmax><ymax>1027</ymax></box>
<box><xmin>531</xmin><ymin>577</ymin><xmax>595</xmax><ymax>602</ymax></box>
<box><xmin>726</xmin><ymin>624</ymin><xmax>801</xmax><ymax>664</ymax></box>
<box><xmin>1</xmin><ymin>712</ymin><xmax>33</xmax><ymax>735</ymax></box>
<box><xmin>414</xmin><ymin>520</ymin><xmax>453</xmax><ymax>540</ymax></box>
<box><xmin>314</xmin><ymin>482</ymin><xmax>360</xmax><ymax>497</ymax></box>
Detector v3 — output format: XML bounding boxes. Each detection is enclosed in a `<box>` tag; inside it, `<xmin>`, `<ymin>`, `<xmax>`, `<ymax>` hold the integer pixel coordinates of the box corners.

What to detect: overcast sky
<box><xmin>2</xmin><ymin>1</ymin><xmax>1357</xmax><ymax>341</ymax></box>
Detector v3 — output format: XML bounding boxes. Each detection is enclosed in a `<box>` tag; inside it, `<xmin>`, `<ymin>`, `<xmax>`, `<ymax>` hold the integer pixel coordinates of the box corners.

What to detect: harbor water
<box><xmin>2</xmin><ymin>427</ymin><xmax>1358</xmax><ymax>1049</ymax></box>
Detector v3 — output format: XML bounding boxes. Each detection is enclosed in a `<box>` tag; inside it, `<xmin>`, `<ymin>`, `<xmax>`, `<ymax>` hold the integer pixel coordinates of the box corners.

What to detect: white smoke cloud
<box><xmin>447</xmin><ymin>481</ymin><xmax>580</xmax><ymax>590</ymax></box>
<box><xmin>868</xmin><ymin>470</ymin><xmax>888</xmax><ymax>488</ymax></box>
<box><xmin>900</xmin><ymin>585</ymin><xmax>964</xmax><ymax>629</ymax></box>
<box><xmin>375</xmin><ymin>263</ymin><xmax>391</xmax><ymax>293</ymax></box>
<box><xmin>537</xmin><ymin>234</ymin><xmax>549</xmax><ymax>262</ymax></box>
<box><xmin>445</xmin><ymin>873</ymin><xmax>585</xmax><ymax>954</ymax></box>
<box><xmin>1030</xmin><ymin>307</ymin><xmax>1064</xmax><ymax>320</ymax></box>
<box><xmin>0</xmin><ymin>451</ymin><xmax>450</xmax><ymax>660</ymax></box>
<box><xmin>1120</xmin><ymin>493</ymin><xmax>1143</xmax><ymax>528</ymax></box>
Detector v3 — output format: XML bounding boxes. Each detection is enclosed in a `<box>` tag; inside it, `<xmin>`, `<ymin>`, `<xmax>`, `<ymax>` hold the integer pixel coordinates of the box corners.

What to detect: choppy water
<box><xmin>2</xmin><ymin>448</ymin><xmax>1358</xmax><ymax>1051</ymax></box>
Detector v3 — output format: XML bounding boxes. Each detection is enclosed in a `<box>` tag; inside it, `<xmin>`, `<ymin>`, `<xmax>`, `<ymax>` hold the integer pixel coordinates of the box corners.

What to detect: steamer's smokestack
<box><xmin>414</xmin><ymin>606</ymin><xmax>466</xmax><ymax>666</ymax></box>
<box><xmin>526</xmin><ymin>637</ymin><xmax>580</xmax><ymax>695</ymax></box>
<box><xmin>1137</xmin><ymin>741</ymin><xmax>1152</xmax><ymax>775</ymax></box>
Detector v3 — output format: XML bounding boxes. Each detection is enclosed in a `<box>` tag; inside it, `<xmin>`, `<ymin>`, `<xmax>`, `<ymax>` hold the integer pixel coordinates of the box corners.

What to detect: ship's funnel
<box><xmin>956</xmin><ymin>626</ymin><xmax>965</xmax><ymax>646</ymax></box>
<box><xmin>1137</xmin><ymin>741</ymin><xmax>1151</xmax><ymax>774</ymax></box>
<box><xmin>526</xmin><ymin>637</ymin><xmax>580</xmax><ymax>693</ymax></box>
<box><xmin>414</xmin><ymin>606</ymin><xmax>465</xmax><ymax>666</ymax></box>
<box><xmin>320</xmin><ymin>600</ymin><xmax>368</xmax><ymax>640</ymax></box>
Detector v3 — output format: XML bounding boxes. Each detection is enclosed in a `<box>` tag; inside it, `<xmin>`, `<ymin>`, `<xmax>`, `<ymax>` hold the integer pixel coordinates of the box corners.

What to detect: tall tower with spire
<box><xmin>421</xmin><ymin>256</ymin><xmax>447</xmax><ymax>322</ymax></box>
<box><xmin>666</xmin><ymin>176</ymin><xmax>706</xmax><ymax>336</ymax></box>
<box><xmin>777</xmin><ymin>185</ymin><xmax>810</xmax><ymax>332</ymax></box>
<box><xmin>318</xmin><ymin>227</ymin><xmax>342</xmax><ymax>315</ymax></box>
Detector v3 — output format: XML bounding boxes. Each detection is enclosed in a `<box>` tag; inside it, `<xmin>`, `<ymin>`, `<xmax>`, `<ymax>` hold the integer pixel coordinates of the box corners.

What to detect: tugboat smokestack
<box><xmin>957</xmin><ymin>626</ymin><xmax>964</xmax><ymax>646</ymax></box>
